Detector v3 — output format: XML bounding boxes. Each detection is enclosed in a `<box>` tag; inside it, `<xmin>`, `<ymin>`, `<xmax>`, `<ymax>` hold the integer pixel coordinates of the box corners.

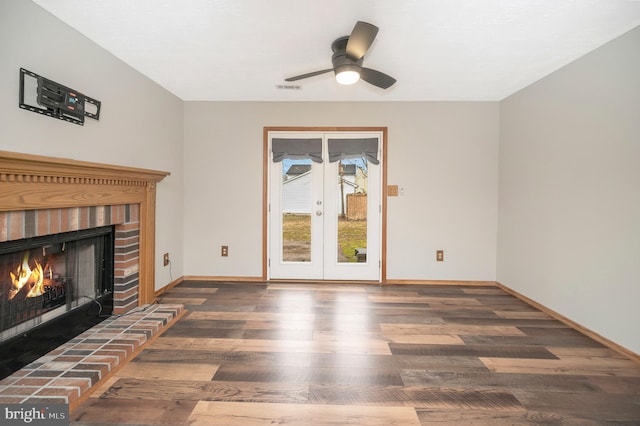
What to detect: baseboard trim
<box><xmin>496</xmin><ymin>282</ymin><xmax>640</xmax><ymax>364</ymax></box>
<box><xmin>384</xmin><ymin>279</ymin><xmax>497</xmax><ymax>286</ymax></box>
<box><xmin>181</xmin><ymin>275</ymin><xmax>266</xmax><ymax>282</ymax></box>
<box><xmin>182</xmin><ymin>276</ymin><xmax>496</xmax><ymax>287</ymax></box>
<box><xmin>169</xmin><ymin>276</ymin><xmax>496</xmax><ymax>287</ymax></box>
<box><xmin>154</xmin><ymin>276</ymin><xmax>185</xmax><ymax>299</ymax></box>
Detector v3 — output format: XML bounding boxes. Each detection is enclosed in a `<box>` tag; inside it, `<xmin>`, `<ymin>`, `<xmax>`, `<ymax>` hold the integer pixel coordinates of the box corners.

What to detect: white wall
<box><xmin>0</xmin><ymin>0</ymin><xmax>184</xmax><ymax>290</ymax></box>
<box><xmin>183</xmin><ymin>102</ymin><xmax>499</xmax><ymax>280</ymax></box>
<box><xmin>498</xmin><ymin>27</ymin><xmax>640</xmax><ymax>354</ymax></box>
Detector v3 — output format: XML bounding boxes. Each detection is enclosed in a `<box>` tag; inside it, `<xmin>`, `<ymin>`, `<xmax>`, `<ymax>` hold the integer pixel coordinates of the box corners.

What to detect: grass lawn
<box><xmin>282</xmin><ymin>214</ymin><xmax>367</xmax><ymax>262</ymax></box>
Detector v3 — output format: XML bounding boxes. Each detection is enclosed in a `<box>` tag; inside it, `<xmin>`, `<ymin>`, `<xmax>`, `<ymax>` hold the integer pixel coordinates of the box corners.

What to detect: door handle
<box><xmin>316</xmin><ymin>210</ymin><xmax>323</xmax><ymax>216</ymax></box>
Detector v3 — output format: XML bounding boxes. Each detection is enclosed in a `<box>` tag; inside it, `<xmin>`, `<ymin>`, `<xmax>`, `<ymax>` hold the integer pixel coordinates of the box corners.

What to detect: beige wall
<box><xmin>183</xmin><ymin>101</ymin><xmax>500</xmax><ymax>280</ymax></box>
<box><xmin>0</xmin><ymin>0</ymin><xmax>185</xmax><ymax>290</ymax></box>
<box><xmin>498</xmin><ymin>26</ymin><xmax>640</xmax><ymax>354</ymax></box>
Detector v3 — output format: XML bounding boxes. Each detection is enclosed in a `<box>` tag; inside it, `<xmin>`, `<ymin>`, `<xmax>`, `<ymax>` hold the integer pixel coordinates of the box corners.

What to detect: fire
<box><xmin>9</xmin><ymin>252</ymin><xmax>47</xmax><ymax>300</ymax></box>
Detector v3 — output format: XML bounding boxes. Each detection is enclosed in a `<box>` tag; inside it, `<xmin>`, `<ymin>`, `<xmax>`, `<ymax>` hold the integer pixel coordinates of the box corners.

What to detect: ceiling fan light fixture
<box><xmin>335</xmin><ymin>65</ymin><xmax>360</xmax><ymax>85</ymax></box>
<box><xmin>285</xmin><ymin>21</ymin><xmax>395</xmax><ymax>89</ymax></box>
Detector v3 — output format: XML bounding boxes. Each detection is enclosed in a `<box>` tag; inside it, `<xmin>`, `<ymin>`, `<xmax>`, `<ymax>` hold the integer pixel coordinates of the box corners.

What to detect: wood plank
<box><xmin>70</xmin><ymin>398</ymin><xmax>198</xmax><ymax>425</ymax></box>
<box><xmin>389</xmin><ymin>343</ymin><xmax>558</xmax><ymax>359</ymax></box>
<box><xmin>187</xmin><ymin>401</ymin><xmax>421</xmax><ymax>426</ymax></box>
<box><xmin>136</xmin><ymin>349</ymin><xmax>311</xmax><ymax>367</ymax></box>
<box><xmin>380</xmin><ymin>323</ymin><xmax>527</xmax><ymax>336</ymax></box>
<box><xmin>368</xmin><ymin>295</ymin><xmax>483</xmax><ymax>306</ymax></box>
<box><xmin>112</xmin><ymin>361</ymin><xmax>219</xmax><ymax>381</ymax></box>
<box><xmin>162</xmin><ymin>287</ymin><xmax>220</xmax><ymax>294</ymax></box>
<box><xmin>495</xmin><ymin>310</ymin><xmax>553</xmax><ymax>319</ymax></box>
<box><xmin>403</xmin><ymin>386</ymin><xmax>522</xmax><ymax>409</ymax></box>
<box><xmin>415</xmin><ymin>408</ymin><xmax>601</xmax><ymax>425</ymax></box>
<box><xmin>212</xmin><ymin>364</ymin><xmax>403</xmax><ymax>386</ymax></box>
<box><xmin>461</xmin><ymin>334</ymin><xmax>606</xmax><ymax>348</ymax></box>
<box><xmin>392</xmin><ymin>355</ymin><xmax>490</xmax><ymax>372</ymax></box>
<box><xmin>480</xmin><ymin>357</ymin><xmax>640</xmax><ymax>377</ymax></box>
<box><xmin>161</xmin><ymin>326</ymin><xmax>246</xmax><ymax>339</ymax></box>
<box><xmin>382</xmin><ymin>333</ymin><xmax>465</xmax><ymax>345</ymax></box>
<box><xmin>267</xmin><ymin>284</ymin><xmax>367</xmax><ymax>292</ymax></box>
<box><xmin>153</xmin><ymin>337</ymin><xmax>393</xmax><ymax>355</ymax></box>
<box><xmin>157</xmin><ymin>297</ymin><xmax>208</xmax><ymax>305</ymax></box>
<box><xmin>187</xmin><ymin>311</ymin><xmax>315</xmax><ymax>322</ymax></box>
<box><xmin>102</xmin><ymin>378</ymin><xmax>309</xmax><ymax>404</ymax></box>
<box><xmin>308</xmin><ymin>384</ymin><xmax>522</xmax><ymax>409</ymax></box>
<box><xmin>400</xmin><ymin>369</ymin><xmax>597</xmax><ymax>392</ymax></box>
<box><xmin>445</xmin><ymin>317</ymin><xmax>566</xmax><ymax>328</ymax></box>
<box><xmin>548</xmin><ymin>346</ymin><xmax>631</xmax><ymax>360</ymax></box>
<box><xmin>512</xmin><ymin>390</ymin><xmax>640</xmax><ymax>422</ymax></box>
<box><xmin>310</xmin><ymin>353</ymin><xmax>396</xmax><ymax>369</ymax></box>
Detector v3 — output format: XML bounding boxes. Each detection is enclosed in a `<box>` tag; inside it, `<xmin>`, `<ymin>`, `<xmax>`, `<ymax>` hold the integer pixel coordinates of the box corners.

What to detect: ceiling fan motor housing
<box><xmin>332</xmin><ymin>50</ymin><xmax>364</xmax><ymax>75</ymax></box>
<box><xmin>332</xmin><ymin>36</ymin><xmax>364</xmax><ymax>76</ymax></box>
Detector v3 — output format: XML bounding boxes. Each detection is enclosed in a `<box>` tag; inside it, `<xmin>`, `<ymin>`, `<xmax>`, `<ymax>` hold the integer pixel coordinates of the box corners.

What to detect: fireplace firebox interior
<box><xmin>0</xmin><ymin>226</ymin><xmax>114</xmax><ymax>378</ymax></box>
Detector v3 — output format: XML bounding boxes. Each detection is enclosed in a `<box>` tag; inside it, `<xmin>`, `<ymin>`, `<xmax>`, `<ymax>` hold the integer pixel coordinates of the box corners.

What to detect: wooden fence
<box><xmin>346</xmin><ymin>193</ymin><xmax>367</xmax><ymax>220</ymax></box>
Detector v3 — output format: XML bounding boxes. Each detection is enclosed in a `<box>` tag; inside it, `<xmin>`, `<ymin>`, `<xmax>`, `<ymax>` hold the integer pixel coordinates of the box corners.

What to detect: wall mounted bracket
<box><xmin>19</xmin><ymin>68</ymin><xmax>101</xmax><ymax>126</ymax></box>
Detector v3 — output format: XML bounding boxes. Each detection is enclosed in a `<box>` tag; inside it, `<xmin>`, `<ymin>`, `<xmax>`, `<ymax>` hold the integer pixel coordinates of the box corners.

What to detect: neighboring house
<box><xmin>282</xmin><ymin>164</ymin><xmax>361</xmax><ymax>214</ymax></box>
<box><xmin>282</xmin><ymin>168</ymin><xmax>312</xmax><ymax>214</ymax></box>
<box><xmin>354</xmin><ymin>167</ymin><xmax>367</xmax><ymax>194</ymax></box>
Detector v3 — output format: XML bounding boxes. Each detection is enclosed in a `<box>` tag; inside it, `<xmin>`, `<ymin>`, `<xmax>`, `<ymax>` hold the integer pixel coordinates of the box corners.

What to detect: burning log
<box><xmin>8</xmin><ymin>280</ymin><xmax>35</xmax><ymax>302</ymax></box>
<box><xmin>8</xmin><ymin>252</ymin><xmax>47</xmax><ymax>301</ymax></box>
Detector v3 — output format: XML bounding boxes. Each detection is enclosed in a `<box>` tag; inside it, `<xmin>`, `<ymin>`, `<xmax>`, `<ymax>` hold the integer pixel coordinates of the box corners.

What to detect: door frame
<box><xmin>262</xmin><ymin>126</ymin><xmax>388</xmax><ymax>282</ymax></box>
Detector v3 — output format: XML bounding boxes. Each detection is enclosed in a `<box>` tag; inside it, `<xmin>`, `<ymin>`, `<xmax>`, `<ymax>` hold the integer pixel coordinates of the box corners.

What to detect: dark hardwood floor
<box><xmin>71</xmin><ymin>281</ymin><xmax>640</xmax><ymax>425</ymax></box>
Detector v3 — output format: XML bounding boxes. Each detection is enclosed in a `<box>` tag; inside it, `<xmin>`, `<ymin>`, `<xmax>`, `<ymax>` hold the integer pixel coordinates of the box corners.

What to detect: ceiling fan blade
<box><xmin>346</xmin><ymin>21</ymin><xmax>378</xmax><ymax>60</ymax></box>
<box><xmin>360</xmin><ymin>68</ymin><xmax>396</xmax><ymax>89</ymax></box>
<box><xmin>285</xmin><ymin>69</ymin><xmax>333</xmax><ymax>82</ymax></box>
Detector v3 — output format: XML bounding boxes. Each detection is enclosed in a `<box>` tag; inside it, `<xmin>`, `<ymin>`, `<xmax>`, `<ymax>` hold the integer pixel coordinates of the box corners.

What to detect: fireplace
<box><xmin>0</xmin><ymin>226</ymin><xmax>115</xmax><ymax>377</ymax></box>
<box><xmin>0</xmin><ymin>226</ymin><xmax>114</xmax><ymax>333</ymax></box>
<box><xmin>0</xmin><ymin>149</ymin><xmax>169</xmax><ymax>379</ymax></box>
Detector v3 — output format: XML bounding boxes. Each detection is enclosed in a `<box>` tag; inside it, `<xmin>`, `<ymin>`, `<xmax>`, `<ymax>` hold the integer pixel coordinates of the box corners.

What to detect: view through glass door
<box><xmin>268</xmin><ymin>131</ymin><xmax>382</xmax><ymax>281</ymax></box>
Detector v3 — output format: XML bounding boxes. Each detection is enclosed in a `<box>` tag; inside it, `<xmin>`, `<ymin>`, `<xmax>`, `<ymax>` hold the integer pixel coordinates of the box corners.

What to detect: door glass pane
<box><xmin>336</xmin><ymin>158</ymin><xmax>368</xmax><ymax>263</ymax></box>
<box><xmin>281</xmin><ymin>159</ymin><xmax>312</xmax><ymax>262</ymax></box>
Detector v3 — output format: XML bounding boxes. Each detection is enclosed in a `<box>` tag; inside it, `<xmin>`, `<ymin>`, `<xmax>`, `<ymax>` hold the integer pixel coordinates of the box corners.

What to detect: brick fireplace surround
<box><xmin>0</xmin><ymin>150</ymin><xmax>170</xmax><ymax>309</ymax></box>
<box><xmin>2</xmin><ymin>203</ymin><xmax>141</xmax><ymax>313</ymax></box>
<box><xmin>0</xmin><ymin>150</ymin><xmax>183</xmax><ymax>411</ymax></box>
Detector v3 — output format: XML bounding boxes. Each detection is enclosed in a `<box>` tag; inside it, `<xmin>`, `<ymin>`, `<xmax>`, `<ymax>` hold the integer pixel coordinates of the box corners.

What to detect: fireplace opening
<box><xmin>0</xmin><ymin>226</ymin><xmax>114</xmax><ymax>379</ymax></box>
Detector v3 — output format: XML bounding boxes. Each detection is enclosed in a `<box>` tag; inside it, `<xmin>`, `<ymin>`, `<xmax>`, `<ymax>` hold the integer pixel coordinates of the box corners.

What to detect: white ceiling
<box><xmin>32</xmin><ymin>0</ymin><xmax>640</xmax><ymax>101</ymax></box>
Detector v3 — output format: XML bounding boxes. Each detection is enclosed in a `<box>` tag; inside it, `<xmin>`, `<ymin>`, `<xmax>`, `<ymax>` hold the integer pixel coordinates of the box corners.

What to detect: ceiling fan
<box><xmin>284</xmin><ymin>21</ymin><xmax>397</xmax><ymax>89</ymax></box>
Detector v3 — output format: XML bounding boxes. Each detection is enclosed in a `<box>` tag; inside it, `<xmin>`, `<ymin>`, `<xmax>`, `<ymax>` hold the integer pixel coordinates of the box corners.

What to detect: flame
<box><xmin>9</xmin><ymin>252</ymin><xmax>46</xmax><ymax>299</ymax></box>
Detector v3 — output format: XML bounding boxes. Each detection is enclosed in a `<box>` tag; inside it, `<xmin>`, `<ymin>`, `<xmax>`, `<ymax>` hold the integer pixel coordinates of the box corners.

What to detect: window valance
<box><xmin>327</xmin><ymin>138</ymin><xmax>379</xmax><ymax>165</ymax></box>
<box><xmin>271</xmin><ymin>138</ymin><xmax>323</xmax><ymax>163</ymax></box>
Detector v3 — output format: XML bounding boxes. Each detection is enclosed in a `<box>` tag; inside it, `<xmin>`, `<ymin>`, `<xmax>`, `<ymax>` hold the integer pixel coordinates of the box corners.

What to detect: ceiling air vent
<box><xmin>275</xmin><ymin>84</ymin><xmax>302</xmax><ymax>90</ymax></box>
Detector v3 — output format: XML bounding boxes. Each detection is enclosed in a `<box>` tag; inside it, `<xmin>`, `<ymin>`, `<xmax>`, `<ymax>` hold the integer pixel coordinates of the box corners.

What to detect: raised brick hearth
<box><xmin>0</xmin><ymin>303</ymin><xmax>184</xmax><ymax>411</ymax></box>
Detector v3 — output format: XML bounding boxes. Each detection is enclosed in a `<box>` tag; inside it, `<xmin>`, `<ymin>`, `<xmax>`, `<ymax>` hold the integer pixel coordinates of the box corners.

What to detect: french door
<box><xmin>268</xmin><ymin>131</ymin><xmax>382</xmax><ymax>281</ymax></box>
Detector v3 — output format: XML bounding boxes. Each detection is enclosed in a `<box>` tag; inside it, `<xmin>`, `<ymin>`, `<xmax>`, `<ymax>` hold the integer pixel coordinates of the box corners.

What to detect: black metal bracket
<box><xmin>19</xmin><ymin>68</ymin><xmax>101</xmax><ymax>126</ymax></box>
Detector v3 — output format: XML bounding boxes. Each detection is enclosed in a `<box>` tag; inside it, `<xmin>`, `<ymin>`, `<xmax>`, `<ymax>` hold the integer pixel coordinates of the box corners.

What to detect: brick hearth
<box><xmin>0</xmin><ymin>303</ymin><xmax>184</xmax><ymax>411</ymax></box>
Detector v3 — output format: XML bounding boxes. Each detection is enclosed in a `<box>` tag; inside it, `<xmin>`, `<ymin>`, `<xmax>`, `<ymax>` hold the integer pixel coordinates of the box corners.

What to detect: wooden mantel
<box><xmin>0</xmin><ymin>150</ymin><xmax>170</xmax><ymax>305</ymax></box>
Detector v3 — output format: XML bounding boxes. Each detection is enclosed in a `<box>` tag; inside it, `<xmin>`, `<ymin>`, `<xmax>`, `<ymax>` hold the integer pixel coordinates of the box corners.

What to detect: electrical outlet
<box><xmin>436</xmin><ymin>250</ymin><xmax>444</xmax><ymax>262</ymax></box>
<box><xmin>221</xmin><ymin>245</ymin><xmax>229</xmax><ymax>257</ymax></box>
<box><xmin>163</xmin><ymin>252</ymin><xmax>170</xmax><ymax>266</ymax></box>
